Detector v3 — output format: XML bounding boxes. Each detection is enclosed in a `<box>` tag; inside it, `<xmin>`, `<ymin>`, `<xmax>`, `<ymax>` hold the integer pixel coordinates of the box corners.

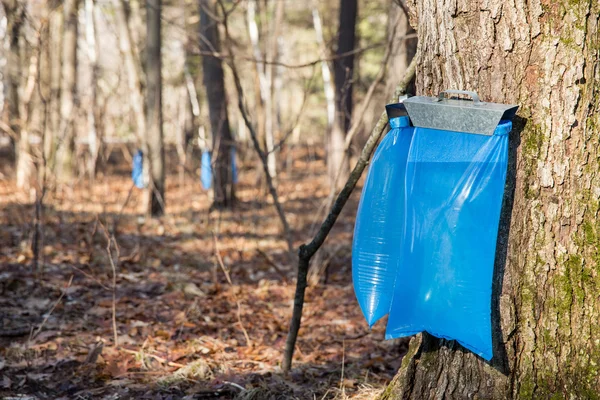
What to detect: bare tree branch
<box><xmin>215</xmin><ymin>0</ymin><xmax>294</xmax><ymax>262</ymax></box>
<box><xmin>282</xmin><ymin>56</ymin><xmax>418</xmax><ymax>372</ymax></box>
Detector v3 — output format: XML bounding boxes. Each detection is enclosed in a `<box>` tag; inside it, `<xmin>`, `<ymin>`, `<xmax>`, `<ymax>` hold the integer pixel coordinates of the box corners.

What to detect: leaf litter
<box><xmin>0</xmin><ymin>149</ymin><xmax>408</xmax><ymax>399</ymax></box>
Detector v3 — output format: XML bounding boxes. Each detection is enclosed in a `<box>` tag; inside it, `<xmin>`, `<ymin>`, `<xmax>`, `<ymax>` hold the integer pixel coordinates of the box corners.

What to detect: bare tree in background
<box><xmin>113</xmin><ymin>0</ymin><xmax>147</xmax><ymax>180</ymax></box>
<box><xmin>385</xmin><ymin>1</ymin><xmax>416</xmax><ymax>97</ymax></box>
<box><xmin>328</xmin><ymin>0</ymin><xmax>357</xmax><ymax>190</ymax></box>
<box><xmin>84</xmin><ymin>0</ymin><xmax>101</xmax><ymax>179</ymax></box>
<box><xmin>44</xmin><ymin>0</ymin><xmax>63</xmax><ymax>171</ymax></box>
<box><xmin>145</xmin><ymin>0</ymin><xmax>165</xmax><ymax>216</ymax></box>
<box><xmin>311</xmin><ymin>2</ymin><xmax>335</xmax><ymax>130</ymax></box>
<box><xmin>1</xmin><ymin>0</ymin><xmax>29</xmax><ymax>189</ymax></box>
<box><xmin>55</xmin><ymin>0</ymin><xmax>80</xmax><ymax>181</ymax></box>
<box><xmin>199</xmin><ymin>0</ymin><xmax>235</xmax><ymax>208</ymax></box>
<box><xmin>246</xmin><ymin>0</ymin><xmax>283</xmax><ymax>185</ymax></box>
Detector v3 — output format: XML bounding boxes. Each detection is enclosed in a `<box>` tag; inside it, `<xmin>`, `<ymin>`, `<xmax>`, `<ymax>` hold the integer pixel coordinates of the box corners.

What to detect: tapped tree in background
<box><xmin>199</xmin><ymin>0</ymin><xmax>235</xmax><ymax>208</ymax></box>
<box><xmin>380</xmin><ymin>1</ymin><xmax>600</xmax><ymax>398</ymax></box>
<box><xmin>55</xmin><ymin>0</ymin><xmax>80</xmax><ymax>181</ymax></box>
<box><xmin>328</xmin><ymin>0</ymin><xmax>357</xmax><ymax>190</ymax></box>
<box><xmin>145</xmin><ymin>0</ymin><xmax>165</xmax><ymax>216</ymax></box>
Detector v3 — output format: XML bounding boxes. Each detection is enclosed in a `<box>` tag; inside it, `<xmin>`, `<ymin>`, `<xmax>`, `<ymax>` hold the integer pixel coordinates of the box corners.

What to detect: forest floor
<box><xmin>0</xmin><ymin>147</ymin><xmax>407</xmax><ymax>400</ymax></box>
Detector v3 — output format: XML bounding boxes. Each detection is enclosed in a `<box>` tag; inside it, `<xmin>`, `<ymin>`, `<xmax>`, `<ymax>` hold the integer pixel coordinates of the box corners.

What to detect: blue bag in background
<box><xmin>352</xmin><ymin>115</ymin><xmax>414</xmax><ymax>327</ymax></box>
<box><xmin>385</xmin><ymin>121</ymin><xmax>511</xmax><ymax>360</ymax></box>
<box><xmin>231</xmin><ymin>147</ymin><xmax>238</xmax><ymax>184</ymax></box>
<box><xmin>132</xmin><ymin>149</ymin><xmax>145</xmax><ymax>189</ymax></box>
<box><xmin>201</xmin><ymin>150</ymin><xmax>212</xmax><ymax>190</ymax></box>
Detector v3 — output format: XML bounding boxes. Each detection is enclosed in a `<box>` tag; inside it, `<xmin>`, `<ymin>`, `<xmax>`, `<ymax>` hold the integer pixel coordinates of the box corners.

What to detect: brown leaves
<box><xmin>0</xmin><ymin>156</ymin><xmax>398</xmax><ymax>399</ymax></box>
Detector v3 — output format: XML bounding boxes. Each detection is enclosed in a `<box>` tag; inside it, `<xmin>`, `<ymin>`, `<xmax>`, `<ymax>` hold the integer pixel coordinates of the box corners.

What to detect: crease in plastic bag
<box><xmin>352</xmin><ymin>118</ymin><xmax>511</xmax><ymax>361</ymax></box>
<box><xmin>352</xmin><ymin>116</ymin><xmax>413</xmax><ymax>327</ymax></box>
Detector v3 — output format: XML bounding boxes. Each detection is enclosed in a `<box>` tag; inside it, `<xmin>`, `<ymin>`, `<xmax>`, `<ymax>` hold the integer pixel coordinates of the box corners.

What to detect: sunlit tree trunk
<box><xmin>311</xmin><ymin>3</ymin><xmax>335</xmax><ymax>130</ymax></box>
<box><xmin>145</xmin><ymin>0</ymin><xmax>165</xmax><ymax>216</ymax></box>
<box><xmin>384</xmin><ymin>2</ymin><xmax>416</xmax><ymax>98</ymax></box>
<box><xmin>113</xmin><ymin>0</ymin><xmax>149</xmax><ymax>190</ymax></box>
<box><xmin>328</xmin><ymin>0</ymin><xmax>357</xmax><ymax>190</ymax></box>
<box><xmin>380</xmin><ymin>1</ymin><xmax>600</xmax><ymax>398</ymax></box>
<box><xmin>85</xmin><ymin>0</ymin><xmax>101</xmax><ymax>179</ymax></box>
<box><xmin>199</xmin><ymin>0</ymin><xmax>235</xmax><ymax>208</ymax></box>
<box><xmin>247</xmin><ymin>0</ymin><xmax>279</xmax><ymax>184</ymax></box>
<box><xmin>1</xmin><ymin>0</ymin><xmax>27</xmax><ymax>188</ymax></box>
<box><xmin>45</xmin><ymin>3</ymin><xmax>63</xmax><ymax>171</ymax></box>
<box><xmin>55</xmin><ymin>0</ymin><xmax>80</xmax><ymax>182</ymax></box>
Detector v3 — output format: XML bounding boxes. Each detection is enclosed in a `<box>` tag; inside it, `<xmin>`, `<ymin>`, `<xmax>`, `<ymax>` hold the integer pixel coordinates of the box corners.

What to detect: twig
<box><xmin>100</xmin><ymin>219</ymin><xmax>120</xmax><ymax>347</ymax></box>
<box><xmin>213</xmin><ymin>232</ymin><xmax>252</xmax><ymax>348</ymax></box>
<box><xmin>282</xmin><ymin>56</ymin><xmax>418</xmax><ymax>372</ymax></box>
<box><xmin>30</xmin><ymin>275</ymin><xmax>73</xmax><ymax>341</ymax></box>
<box><xmin>68</xmin><ymin>264</ymin><xmax>112</xmax><ymax>290</ymax></box>
<box><xmin>256</xmin><ymin>248</ymin><xmax>289</xmax><ymax>282</ymax></box>
<box><xmin>121</xmin><ymin>348</ymin><xmax>186</xmax><ymax>368</ymax></box>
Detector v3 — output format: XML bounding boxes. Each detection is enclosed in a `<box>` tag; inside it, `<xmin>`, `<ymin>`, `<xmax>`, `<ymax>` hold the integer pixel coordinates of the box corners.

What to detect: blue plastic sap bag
<box><xmin>231</xmin><ymin>147</ymin><xmax>238</xmax><ymax>184</ymax></box>
<box><xmin>385</xmin><ymin>120</ymin><xmax>511</xmax><ymax>360</ymax></box>
<box><xmin>352</xmin><ymin>116</ymin><xmax>414</xmax><ymax>326</ymax></box>
<box><xmin>201</xmin><ymin>150</ymin><xmax>212</xmax><ymax>190</ymax></box>
<box><xmin>132</xmin><ymin>150</ymin><xmax>145</xmax><ymax>189</ymax></box>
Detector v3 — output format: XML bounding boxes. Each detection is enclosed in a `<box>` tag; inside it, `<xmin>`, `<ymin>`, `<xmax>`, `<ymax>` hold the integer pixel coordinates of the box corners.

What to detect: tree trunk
<box><xmin>85</xmin><ymin>0</ymin><xmax>101</xmax><ymax>179</ymax></box>
<box><xmin>56</xmin><ymin>0</ymin><xmax>79</xmax><ymax>182</ymax></box>
<box><xmin>380</xmin><ymin>1</ymin><xmax>600</xmax><ymax>398</ymax></box>
<box><xmin>199</xmin><ymin>0</ymin><xmax>235</xmax><ymax>208</ymax></box>
<box><xmin>311</xmin><ymin>3</ymin><xmax>335</xmax><ymax>129</ymax></box>
<box><xmin>45</xmin><ymin>3</ymin><xmax>63</xmax><ymax>171</ymax></box>
<box><xmin>328</xmin><ymin>0</ymin><xmax>357</xmax><ymax>189</ymax></box>
<box><xmin>113</xmin><ymin>0</ymin><xmax>149</xmax><ymax>192</ymax></box>
<box><xmin>384</xmin><ymin>2</ymin><xmax>416</xmax><ymax>98</ymax></box>
<box><xmin>264</xmin><ymin>0</ymin><xmax>283</xmax><ymax>186</ymax></box>
<box><xmin>1</xmin><ymin>0</ymin><xmax>27</xmax><ymax>188</ymax></box>
<box><xmin>145</xmin><ymin>0</ymin><xmax>165</xmax><ymax>216</ymax></box>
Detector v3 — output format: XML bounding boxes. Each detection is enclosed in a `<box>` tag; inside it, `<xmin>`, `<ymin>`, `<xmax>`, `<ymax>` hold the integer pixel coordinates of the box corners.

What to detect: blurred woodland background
<box><xmin>0</xmin><ymin>0</ymin><xmax>417</xmax><ymax>398</ymax></box>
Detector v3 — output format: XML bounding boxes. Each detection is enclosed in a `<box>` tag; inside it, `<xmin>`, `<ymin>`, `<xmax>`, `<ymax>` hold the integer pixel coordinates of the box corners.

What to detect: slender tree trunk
<box><xmin>45</xmin><ymin>4</ymin><xmax>63</xmax><ymax>171</ymax></box>
<box><xmin>199</xmin><ymin>0</ymin><xmax>235</xmax><ymax>208</ymax></box>
<box><xmin>328</xmin><ymin>0</ymin><xmax>357</xmax><ymax>189</ymax></box>
<box><xmin>113</xmin><ymin>0</ymin><xmax>145</xmax><ymax>138</ymax></box>
<box><xmin>381</xmin><ymin>1</ymin><xmax>600</xmax><ymax>398</ymax></box>
<box><xmin>85</xmin><ymin>0</ymin><xmax>101</xmax><ymax>179</ymax></box>
<box><xmin>263</xmin><ymin>0</ymin><xmax>283</xmax><ymax>185</ymax></box>
<box><xmin>145</xmin><ymin>0</ymin><xmax>165</xmax><ymax>216</ymax></box>
<box><xmin>1</xmin><ymin>0</ymin><xmax>27</xmax><ymax>188</ymax></box>
<box><xmin>247</xmin><ymin>0</ymin><xmax>275</xmax><ymax>184</ymax></box>
<box><xmin>311</xmin><ymin>3</ymin><xmax>335</xmax><ymax>129</ymax></box>
<box><xmin>56</xmin><ymin>0</ymin><xmax>80</xmax><ymax>182</ymax></box>
<box><xmin>384</xmin><ymin>2</ymin><xmax>416</xmax><ymax>98</ymax></box>
<box><xmin>113</xmin><ymin>0</ymin><xmax>149</xmax><ymax>190</ymax></box>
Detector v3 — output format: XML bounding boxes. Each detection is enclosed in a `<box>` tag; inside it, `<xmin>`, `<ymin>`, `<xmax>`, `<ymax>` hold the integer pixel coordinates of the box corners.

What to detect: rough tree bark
<box><xmin>199</xmin><ymin>0</ymin><xmax>235</xmax><ymax>208</ymax></box>
<box><xmin>55</xmin><ymin>0</ymin><xmax>80</xmax><ymax>182</ymax></box>
<box><xmin>146</xmin><ymin>0</ymin><xmax>165</xmax><ymax>216</ymax></box>
<box><xmin>380</xmin><ymin>1</ymin><xmax>600</xmax><ymax>399</ymax></box>
<box><xmin>328</xmin><ymin>0</ymin><xmax>357</xmax><ymax>189</ymax></box>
